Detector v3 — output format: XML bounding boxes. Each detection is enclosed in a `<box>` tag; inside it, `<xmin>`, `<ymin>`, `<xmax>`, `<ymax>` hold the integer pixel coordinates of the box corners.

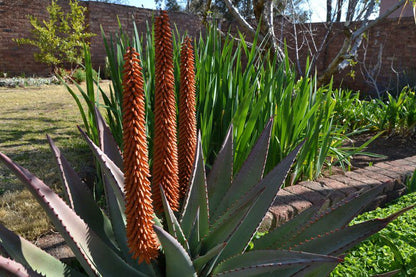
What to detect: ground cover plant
<box><xmin>332</xmin><ymin>190</ymin><xmax>416</xmax><ymax>276</ymax></box>
<box><xmin>0</xmin><ymin>11</ymin><xmax>413</xmax><ymax>276</ymax></box>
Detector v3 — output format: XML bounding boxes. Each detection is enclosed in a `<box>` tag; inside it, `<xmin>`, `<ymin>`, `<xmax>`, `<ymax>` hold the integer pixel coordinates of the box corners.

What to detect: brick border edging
<box><xmin>261</xmin><ymin>155</ymin><xmax>416</xmax><ymax>231</ymax></box>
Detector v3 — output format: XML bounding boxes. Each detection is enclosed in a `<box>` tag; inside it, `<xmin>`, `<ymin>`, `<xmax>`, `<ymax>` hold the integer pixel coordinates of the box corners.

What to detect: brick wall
<box><xmin>0</xmin><ymin>0</ymin><xmax>415</xmax><ymax>93</ymax></box>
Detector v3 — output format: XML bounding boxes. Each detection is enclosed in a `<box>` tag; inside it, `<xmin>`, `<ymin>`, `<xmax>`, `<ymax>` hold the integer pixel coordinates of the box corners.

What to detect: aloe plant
<box><xmin>0</xmin><ymin>11</ymin><xmax>413</xmax><ymax>276</ymax></box>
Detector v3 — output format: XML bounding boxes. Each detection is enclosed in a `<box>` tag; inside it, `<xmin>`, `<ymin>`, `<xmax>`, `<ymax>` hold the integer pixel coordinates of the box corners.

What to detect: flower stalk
<box><xmin>178</xmin><ymin>37</ymin><xmax>197</xmax><ymax>199</ymax></box>
<box><xmin>152</xmin><ymin>10</ymin><xmax>180</xmax><ymax>213</ymax></box>
<box><xmin>122</xmin><ymin>47</ymin><xmax>159</xmax><ymax>264</ymax></box>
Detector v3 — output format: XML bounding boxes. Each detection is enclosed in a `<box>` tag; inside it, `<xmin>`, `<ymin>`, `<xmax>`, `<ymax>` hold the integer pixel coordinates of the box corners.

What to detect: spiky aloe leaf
<box><xmin>289</xmin><ymin>207</ymin><xmax>414</xmax><ymax>275</ymax></box>
<box><xmin>77</xmin><ymin>127</ymin><xmax>137</xmax><ymax>263</ymax></box>
<box><xmin>207</xmin><ymin>125</ymin><xmax>233</xmax><ymax>220</ymax></box>
<box><xmin>180</xmin><ymin>135</ymin><xmax>209</xmax><ymax>240</ymax></box>
<box><xmin>211</xmin><ymin>250</ymin><xmax>341</xmax><ymax>276</ymax></box>
<box><xmin>281</xmin><ymin>185</ymin><xmax>385</xmax><ymax>249</ymax></box>
<box><xmin>47</xmin><ymin>135</ymin><xmax>118</xmax><ymax>253</ymax></box>
<box><xmin>218</xmin><ymin>142</ymin><xmax>304</xmax><ymax>261</ymax></box>
<box><xmin>154</xmin><ymin>225</ymin><xmax>197</xmax><ymax>277</ymax></box>
<box><xmin>94</xmin><ymin>107</ymin><xmax>123</xmax><ymax>169</ymax></box>
<box><xmin>78</xmin><ymin>127</ymin><xmax>125</xmax><ymax>203</ymax></box>
<box><xmin>202</xmin><ymin>188</ymin><xmax>264</xmax><ymax>252</ymax></box>
<box><xmin>292</xmin><ymin>205</ymin><xmax>415</xmax><ymax>255</ymax></box>
<box><xmin>161</xmin><ymin>186</ymin><xmax>190</xmax><ymax>253</ymax></box>
<box><xmin>0</xmin><ymin>224</ymin><xmax>82</xmax><ymax>277</ymax></box>
<box><xmin>193</xmin><ymin>242</ymin><xmax>226</xmax><ymax>274</ymax></box>
<box><xmin>0</xmin><ymin>255</ymin><xmax>41</xmax><ymax>277</ymax></box>
<box><xmin>212</xmin><ymin>119</ymin><xmax>273</xmax><ymax>220</ymax></box>
<box><xmin>252</xmin><ymin>204</ymin><xmax>322</xmax><ymax>250</ymax></box>
<box><xmin>0</xmin><ymin>152</ymin><xmax>145</xmax><ymax>276</ymax></box>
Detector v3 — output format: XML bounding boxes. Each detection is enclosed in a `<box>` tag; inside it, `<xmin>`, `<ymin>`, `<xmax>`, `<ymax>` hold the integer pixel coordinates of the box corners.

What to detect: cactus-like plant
<box><xmin>0</xmin><ymin>10</ymin><xmax>414</xmax><ymax>277</ymax></box>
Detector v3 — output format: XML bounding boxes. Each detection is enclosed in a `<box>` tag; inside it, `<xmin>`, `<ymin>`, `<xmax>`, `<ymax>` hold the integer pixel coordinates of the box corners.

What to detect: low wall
<box><xmin>1</xmin><ymin>0</ymin><xmax>415</xmax><ymax>93</ymax></box>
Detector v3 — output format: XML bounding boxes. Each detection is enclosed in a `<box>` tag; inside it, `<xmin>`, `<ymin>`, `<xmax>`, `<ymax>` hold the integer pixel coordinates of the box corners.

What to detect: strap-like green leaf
<box><xmin>0</xmin><ymin>152</ymin><xmax>146</xmax><ymax>276</ymax></box>
<box><xmin>212</xmin><ymin>250</ymin><xmax>341</xmax><ymax>276</ymax></box>
<box><xmin>207</xmin><ymin>125</ymin><xmax>233</xmax><ymax>221</ymax></box>
<box><xmin>154</xmin><ymin>226</ymin><xmax>197</xmax><ymax>277</ymax></box>
<box><xmin>180</xmin><ymin>136</ymin><xmax>209</xmax><ymax>240</ymax></box>
<box><xmin>0</xmin><ymin>224</ymin><xmax>83</xmax><ymax>277</ymax></box>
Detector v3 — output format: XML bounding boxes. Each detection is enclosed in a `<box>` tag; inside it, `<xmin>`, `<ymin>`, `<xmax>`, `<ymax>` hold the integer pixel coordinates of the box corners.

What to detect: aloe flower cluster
<box><xmin>122</xmin><ymin>11</ymin><xmax>197</xmax><ymax>263</ymax></box>
<box><xmin>122</xmin><ymin>47</ymin><xmax>159</xmax><ymax>263</ymax></box>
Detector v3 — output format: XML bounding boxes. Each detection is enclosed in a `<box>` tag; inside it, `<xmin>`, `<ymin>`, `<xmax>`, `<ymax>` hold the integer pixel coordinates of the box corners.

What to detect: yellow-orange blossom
<box><xmin>122</xmin><ymin>47</ymin><xmax>159</xmax><ymax>264</ymax></box>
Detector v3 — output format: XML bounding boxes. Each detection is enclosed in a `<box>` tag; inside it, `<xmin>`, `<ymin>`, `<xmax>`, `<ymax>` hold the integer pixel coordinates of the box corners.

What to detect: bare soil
<box><xmin>348</xmin><ymin>133</ymin><xmax>416</xmax><ymax>169</ymax></box>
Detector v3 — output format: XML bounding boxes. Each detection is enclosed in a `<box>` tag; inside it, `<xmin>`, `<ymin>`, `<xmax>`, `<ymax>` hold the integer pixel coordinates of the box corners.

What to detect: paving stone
<box><xmin>284</xmin><ymin>184</ymin><xmax>323</xmax><ymax>205</ymax></box>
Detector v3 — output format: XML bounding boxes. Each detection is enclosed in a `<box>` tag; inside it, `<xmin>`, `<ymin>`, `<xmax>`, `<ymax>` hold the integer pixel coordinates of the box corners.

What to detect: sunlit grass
<box><xmin>0</xmin><ymin>82</ymin><xmax>110</xmax><ymax>240</ymax></box>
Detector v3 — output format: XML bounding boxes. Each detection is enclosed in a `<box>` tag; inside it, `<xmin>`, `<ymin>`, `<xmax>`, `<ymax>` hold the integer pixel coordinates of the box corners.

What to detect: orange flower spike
<box><xmin>152</xmin><ymin>10</ymin><xmax>180</xmax><ymax>213</ymax></box>
<box><xmin>122</xmin><ymin>47</ymin><xmax>159</xmax><ymax>264</ymax></box>
<box><xmin>178</xmin><ymin>37</ymin><xmax>197</xmax><ymax>199</ymax></box>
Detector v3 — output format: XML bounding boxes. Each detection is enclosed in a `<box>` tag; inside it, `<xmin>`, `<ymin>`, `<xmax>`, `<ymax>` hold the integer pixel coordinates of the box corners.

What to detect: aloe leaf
<box><xmin>292</xmin><ymin>206</ymin><xmax>415</xmax><ymax>256</ymax></box>
<box><xmin>47</xmin><ymin>135</ymin><xmax>118</xmax><ymax>253</ymax></box>
<box><xmin>180</xmin><ymin>135</ymin><xmax>209</xmax><ymax>240</ymax></box>
<box><xmin>0</xmin><ymin>152</ymin><xmax>145</xmax><ymax>276</ymax></box>
<box><xmin>282</xmin><ymin>185</ymin><xmax>385</xmax><ymax>248</ymax></box>
<box><xmin>207</xmin><ymin>125</ymin><xmax>233</xmax><ymax>220</ymax></box>
<box><xmin>193</xmin><ymin>242</ymin><xmax>226</xmax><ymax>274</ymax></box>
<box><xmin>78</xmin><ymin>126</ymin><xmax>125</xmax><ymax>203</ymax></box>
<box><xmin>0</xmin><ymin>224</ymin><xmax>83</xmax><ymax>277</ymax></box>
<box><xmin>203</xmin><ymin>187</ymin><xmax>264</xmax><ymax>251</ymax></box>
<box><xmin>213</xmin><ymin>119</ymin><xmax>273</xmax><ymax>220</ymax></box>
<box><xmin>94</xmin><ymin>107</ymin><xmax>123</xmax><ymax>169</ymax></box>
<box><xmin>160</xmin><ymin>186</ymin><xmax>190</xmax><ymax>253</ymax></box>
<box><xmin>78</xmin><ymin>127</ymin><xmax>136</xmax><ymax>265</ymax></box>
<box><xmin>154</xmin><ymin>225</ymin><xmax>197</xmax><ymax>277</ymax></box>
<box><xmin>218</xmin><ymin>143</ymin><xmax>304</xmax><ymax>261</ymax></box>
<box><xmin>212</xmin><ymin>250</ymin><xmax>341</xmax><ymax>276</ymax></box>
<box><xmin>252</xmin><ymin>204</ymin><xmax>322</xmax><ymax>250</ymax></box>
<box><xmin>0</xmin><ymin>255</ymin><xmax>41</xmax><ymax>277</ymax></box>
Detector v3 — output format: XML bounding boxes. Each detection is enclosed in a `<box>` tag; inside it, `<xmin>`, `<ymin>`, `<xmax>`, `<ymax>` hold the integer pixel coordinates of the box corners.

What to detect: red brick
<box><xmin>284</xmin><ymin>184</ymin><xmax>323</xmax><ymax>205</ymax></box>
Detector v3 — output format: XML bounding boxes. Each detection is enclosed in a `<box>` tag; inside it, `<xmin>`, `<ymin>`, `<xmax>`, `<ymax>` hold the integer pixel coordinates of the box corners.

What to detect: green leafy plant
<box><xmin>98</xmin><ymin>19</ymin><xmax>359</xmax><ymax>185</ymax></box>
<box><xmin>332</xmin><ymin>191</ymin><xmax>416</xmax><ymax>276</ymax></box>
<box><xmin>14</xmin><ymin>0</ymin><xmax>95</xmax><ymax>73</ymax></box>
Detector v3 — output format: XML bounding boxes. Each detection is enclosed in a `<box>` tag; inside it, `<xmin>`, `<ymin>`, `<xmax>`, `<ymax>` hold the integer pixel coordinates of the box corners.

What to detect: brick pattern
<box><xmin>266</xmin><ymin>156</ymin><xmax>415</xmax><ymax>229</ymax></box>
<box><xmin>0</xmin><ymin>0</ymin><xmax>203</xmax><ymax>76</ymax></box>
<box><xmin>1</xmin><ymin>0</ymin><xmax>416</xmax><ymax>93</ymax></box>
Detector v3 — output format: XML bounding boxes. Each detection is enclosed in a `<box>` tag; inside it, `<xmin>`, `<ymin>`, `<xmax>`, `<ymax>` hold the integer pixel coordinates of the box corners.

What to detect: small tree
<box><xmin>14</xmin><ymin>0</ymin><xmax>95</xmax><ymax>74</ymax></box>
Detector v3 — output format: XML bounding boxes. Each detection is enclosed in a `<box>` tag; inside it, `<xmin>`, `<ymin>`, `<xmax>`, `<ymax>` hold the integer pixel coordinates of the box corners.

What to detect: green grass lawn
<box><xmin>0</xmin><ymin>81</ymin><xmax>111</xmax><ymax>240</ymax></box>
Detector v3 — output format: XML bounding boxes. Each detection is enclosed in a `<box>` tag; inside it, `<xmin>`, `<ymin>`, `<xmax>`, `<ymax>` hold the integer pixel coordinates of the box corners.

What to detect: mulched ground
<box><xmin>349</xmin><ymin>132</ymin><xmax>416</xmax><ymax>169</ymax></box>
